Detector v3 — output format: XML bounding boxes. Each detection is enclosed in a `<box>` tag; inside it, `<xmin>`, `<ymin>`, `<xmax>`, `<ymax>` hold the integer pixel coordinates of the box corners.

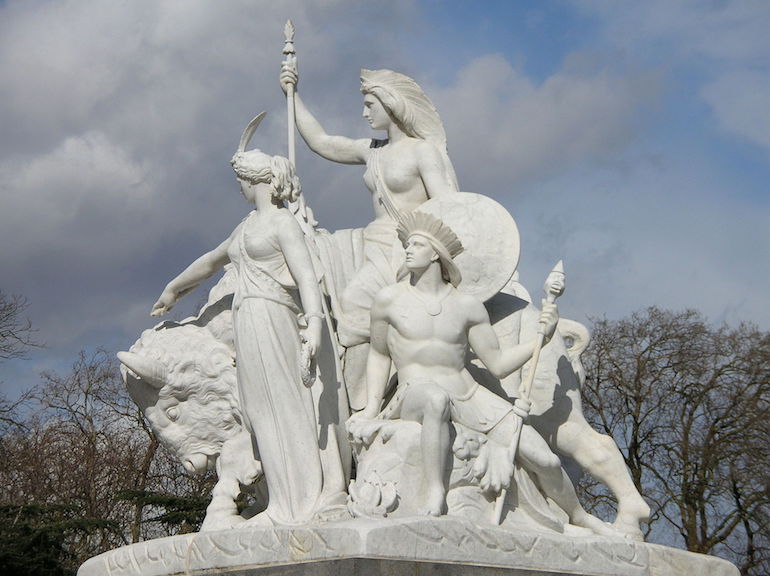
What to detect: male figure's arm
<box><xmin>356</xmin><ymin>288</ymin><xmax>395</xmax><ymax>420</ymax></box>
<box><xmin>468</xmin><ymin>296</ymin><xmax>559</xmax><ymax>380</ymax></box>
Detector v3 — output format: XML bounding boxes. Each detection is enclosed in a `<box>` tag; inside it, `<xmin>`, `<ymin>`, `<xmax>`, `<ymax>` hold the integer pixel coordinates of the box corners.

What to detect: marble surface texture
<box><xmin>78</xmin><ymin>517</ymin><xmax>739</xmax><ymax>576</ymax></box>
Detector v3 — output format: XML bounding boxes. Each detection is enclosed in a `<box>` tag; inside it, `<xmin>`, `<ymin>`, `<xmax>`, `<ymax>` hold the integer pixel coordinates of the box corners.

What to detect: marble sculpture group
<box><xmin>117</xmin><ymin>26</ymin><xmax>656</xmax><ymax>549</ymax></box>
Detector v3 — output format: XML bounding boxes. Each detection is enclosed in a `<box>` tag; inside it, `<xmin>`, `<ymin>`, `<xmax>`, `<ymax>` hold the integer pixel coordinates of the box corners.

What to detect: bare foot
<box><xmin>472</xmin><ymin>440</ymin><xmax>512</xmax><ymax>494</ymax></box>
<box><xmin>418</xmin><ymin>486</ymin><xmax>447</xmax><ymax>516</ymax></box>
<box><xmin>613</xmin><ymin>498</ymin><xmax>650</xmax><ymax>541</ymax></box>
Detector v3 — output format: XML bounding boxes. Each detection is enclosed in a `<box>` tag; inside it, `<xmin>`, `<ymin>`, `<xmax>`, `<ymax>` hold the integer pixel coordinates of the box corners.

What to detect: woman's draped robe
<box><xmin>229</xmin><ymin>213</ymin><xmax>323</xmax><ymax>524</ymax></box>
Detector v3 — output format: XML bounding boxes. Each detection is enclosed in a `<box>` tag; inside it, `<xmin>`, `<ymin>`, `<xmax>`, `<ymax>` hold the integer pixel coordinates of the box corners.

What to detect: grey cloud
<box><xmin>509</xmin><ymin>152</ymin><xmax>769</xmax><ymax>331</ymax></box>
<box><xmin>575</xmin><ymin>0</ymin><xmax>770</xmax><ymax>153</ymax></box>
<box><xmin>575</xmin><ymin>0</ymin><xmax>770</xmax><ymax>59</ymax></box>
<box><xmin>0</xmin><ymin>0</ymin><xmax>419</xmax><ymax>397</ymax></box>
<box><xmin>702</xmin><ymin>71</ymin><xmax>770</xmax><ymax>153</ymax></box>
<box><xmin>429</xmin><ymin>54</ymin><xmax>658</xmax><ymax>195</ymax></box>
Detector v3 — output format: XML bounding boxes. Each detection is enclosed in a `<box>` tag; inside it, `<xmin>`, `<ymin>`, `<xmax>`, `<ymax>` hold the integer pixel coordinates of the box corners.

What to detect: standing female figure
<box><xmin>151</xmin><ymin>127</ymin><xmax>325</xmax><ymax>525</ymax></box>
<box><xmin>281</xmin><ymin>65</ymin><xmax>458</xmax><ymax>404</ymax></box>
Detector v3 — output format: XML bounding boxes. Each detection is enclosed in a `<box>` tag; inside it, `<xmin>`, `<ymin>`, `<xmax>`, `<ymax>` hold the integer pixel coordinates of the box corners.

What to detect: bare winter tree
<box><xmin>0</xmin><ymin>290</ymin><xmax>40</xmax><ymax>362</ymax></box>
<box><xmin>0</xmin><ymin>350</ymin><xmax>216</xmax><ymax>575</ymax></box>
<box><xmin>0</xmin><ymin>290</ymin><xmax>41</xmax><ymax>430</ymax></box>
<box><xmin>580</xmin><ymin>307</ymin><xmax>770</xmax><ymax>575</ymax></box>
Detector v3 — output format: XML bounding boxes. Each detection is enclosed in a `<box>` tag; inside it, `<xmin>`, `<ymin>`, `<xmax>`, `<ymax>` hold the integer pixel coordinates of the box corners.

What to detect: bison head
<box><xmin>119</xmin><ymin>324</ymin><xmax>242</xmax><ymax>474</ymax></box>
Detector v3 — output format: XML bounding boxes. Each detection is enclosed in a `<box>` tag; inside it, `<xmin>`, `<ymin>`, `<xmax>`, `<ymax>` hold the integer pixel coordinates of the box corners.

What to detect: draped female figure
<box><xmin>152</xmin><ymin>141</ymin><xmax>325</xmax><ymax>525</ymax></box>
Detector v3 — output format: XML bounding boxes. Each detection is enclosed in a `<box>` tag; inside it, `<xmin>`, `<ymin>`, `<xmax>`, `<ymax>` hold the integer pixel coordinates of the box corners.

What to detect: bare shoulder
<box><xmin>273</xmin><ymin>209</ymin><xmax>303</xmax><ymax>237</ymax></box>
<box><xmin>229</xmin><ymin>216</ymin><xmax>248</xmax><ymax>237</ymax></box>
<box><xmin>372</xmin><ymin>283</ymin><xmax>411</xmax><ymax>322</ymax></box>
<box><xmin>411</xmin><ymin>138</ymin><xmax>443</xmax><ymax>158</ymax></box>
<box><xmin>452</xmin><ymin>292</ymin><xmax>489</xmax><ymax>324</ymax></box>
<box><xmin>373</xmin><ymin>282</ymin><xmax>405</xmax><ymax>308</ymax></box>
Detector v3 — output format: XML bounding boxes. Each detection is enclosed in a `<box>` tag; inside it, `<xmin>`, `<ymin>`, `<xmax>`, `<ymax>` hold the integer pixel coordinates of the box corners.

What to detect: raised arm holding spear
<box><xmin>278</xmin><ymin>22</ymin><xmax>354</xmax><ymax>508</ymax></box>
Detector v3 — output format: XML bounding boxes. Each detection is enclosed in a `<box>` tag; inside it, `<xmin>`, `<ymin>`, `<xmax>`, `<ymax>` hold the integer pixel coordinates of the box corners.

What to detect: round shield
<box><xmin>417</xmin><ymin>192</ymin><xmax>519</xmax><ymax>302</ymax></box>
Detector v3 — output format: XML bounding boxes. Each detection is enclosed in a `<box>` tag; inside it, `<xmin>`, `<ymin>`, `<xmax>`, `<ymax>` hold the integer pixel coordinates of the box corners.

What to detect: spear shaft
<box><xmin>283</xmin><ymin>20</ymin><xmax>297</xmax><ymax>168</ymax></box>
<box><xmin>493</xmin><ymin>260</ymin><xmax>565</xmax><ymax>525</ymax></box>
<box><xmin>281</xmin><ymin>21</ymin><xmax>345</xmax><ymax>387</ymax></box>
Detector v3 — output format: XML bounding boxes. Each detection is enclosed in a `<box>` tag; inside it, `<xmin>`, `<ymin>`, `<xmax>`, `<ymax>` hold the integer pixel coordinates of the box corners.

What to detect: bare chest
<box><xmin>387</xmin><ymin>293</ymin><xmax>468</xmax><ymax>344</ymax></box>
<box><xmin>365</xmin><ymin>145</ymin><xmax>424</xmax><ymax>196</ymax></box>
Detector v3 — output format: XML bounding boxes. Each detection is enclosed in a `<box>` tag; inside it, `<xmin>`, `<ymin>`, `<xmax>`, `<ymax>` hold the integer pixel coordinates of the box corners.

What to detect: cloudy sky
<box><xmin>1</xmin><ymin>0</ymin><xmax>768</xmax><ymax>398</ymax></box>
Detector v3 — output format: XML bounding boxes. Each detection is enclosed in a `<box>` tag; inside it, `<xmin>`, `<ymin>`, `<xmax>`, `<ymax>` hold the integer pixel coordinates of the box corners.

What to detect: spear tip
<box><xmin>543</xmin><ymin>259</ymin><xmax>566</xmax><ymax>301</ymax></box>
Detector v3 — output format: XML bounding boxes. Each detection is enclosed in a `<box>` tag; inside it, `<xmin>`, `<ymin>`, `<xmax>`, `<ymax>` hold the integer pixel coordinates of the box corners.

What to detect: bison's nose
<box><xmin>183</xmin><ymin>453</ymin><xmax>209</xmax><ymax>474</ymax></box>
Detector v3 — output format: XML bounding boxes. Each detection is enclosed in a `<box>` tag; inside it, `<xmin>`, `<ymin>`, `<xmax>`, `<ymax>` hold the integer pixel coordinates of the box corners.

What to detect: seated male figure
<box><xmin>348</xmin><ymin>211</ymin><xmax>616</xmax><ymax>537</ymax></box>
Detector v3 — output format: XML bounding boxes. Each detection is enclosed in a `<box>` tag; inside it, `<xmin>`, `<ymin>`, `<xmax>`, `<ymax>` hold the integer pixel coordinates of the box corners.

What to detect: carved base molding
<box><xmin>78</xmin><ymin>517</ymin><xmax>738</xmax><ymax>576</ymax></box>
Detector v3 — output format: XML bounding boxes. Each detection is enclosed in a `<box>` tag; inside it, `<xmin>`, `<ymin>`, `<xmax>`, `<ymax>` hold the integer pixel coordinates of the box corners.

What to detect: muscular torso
<box><xmin>384</xmin><ymin>285</ymin><xmax>477</xmax><ymax>396</ymax></box>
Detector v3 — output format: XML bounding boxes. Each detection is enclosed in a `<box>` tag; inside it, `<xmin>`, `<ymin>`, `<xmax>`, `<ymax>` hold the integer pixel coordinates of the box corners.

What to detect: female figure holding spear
<box><xmin>280</xmin><ymin>56</ymin><xmax>458</xmax><ymax>406</ymax></box>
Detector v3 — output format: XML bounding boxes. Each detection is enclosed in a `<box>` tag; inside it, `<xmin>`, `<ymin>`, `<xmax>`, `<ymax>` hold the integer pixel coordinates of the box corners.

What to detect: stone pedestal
<box><xmin>78</xmin><ymin>517</ymin><xmax>739</xmax><ymax>576</ymax></box>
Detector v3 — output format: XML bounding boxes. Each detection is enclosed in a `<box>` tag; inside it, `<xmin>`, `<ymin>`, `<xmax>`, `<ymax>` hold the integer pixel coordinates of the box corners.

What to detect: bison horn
<box><xmin>117</xmin><ymin>351</ymin><xmax>168</xmax><ymax>389</ymax></box>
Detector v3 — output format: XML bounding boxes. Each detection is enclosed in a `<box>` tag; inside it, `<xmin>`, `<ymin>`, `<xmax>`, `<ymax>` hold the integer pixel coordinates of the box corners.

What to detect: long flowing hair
<box><xmin>361</xmin><ymin>69</ymin><xmax>459</xmax><ymax>189</ymax></box>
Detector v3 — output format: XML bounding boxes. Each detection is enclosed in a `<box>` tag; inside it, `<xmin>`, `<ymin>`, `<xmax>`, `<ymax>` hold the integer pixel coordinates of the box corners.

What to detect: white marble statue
<box><xmin>280</xmin><ymin>60</ymin><xmax>458</xmax><ymax>408</ymax></box>
<box><xmin>144</xmin><ymin>114</ymin><xmax>347</xmax><ymax>526</ymax></box>
<box><xmin>86</xmin><ymin>22</ymin><xmax>750</xmax><ymax>576</ymax></box>
<box><xmin>281</xmin><ymin>47</ymin><xmax>651</xmax><ymax>537</ymax></box>
<box><xmin>410</xmin><ymin>191</ymin><xmax>650</xmax><ymax>539</ymax></box>
<box><xmin>345</xmin><ymin>211</ymin><xmax>619</xmax><ymax>537</ymax></box>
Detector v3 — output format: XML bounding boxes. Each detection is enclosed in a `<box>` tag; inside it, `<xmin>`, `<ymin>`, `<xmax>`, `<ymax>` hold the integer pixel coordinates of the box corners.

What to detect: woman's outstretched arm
<box><xmin>151</xmin><ymin>229</ymin><xmax>236</xmax><ymax>317</ymax></box>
